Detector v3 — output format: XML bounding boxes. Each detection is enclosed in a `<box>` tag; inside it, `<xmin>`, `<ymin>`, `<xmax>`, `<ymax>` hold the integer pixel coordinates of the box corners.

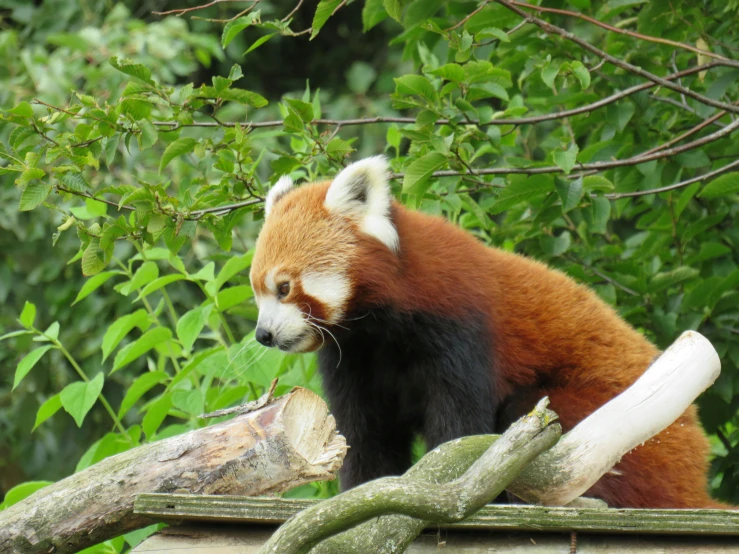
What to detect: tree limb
<box><xmin>259</xmin><ymin>398</ymin><xmax>561</xmax><ymax>554</ymax></box>
<box><xmin>0</xmin><ymin>388</ymin><xmax>346</xmax><ymax>554</ymax></box>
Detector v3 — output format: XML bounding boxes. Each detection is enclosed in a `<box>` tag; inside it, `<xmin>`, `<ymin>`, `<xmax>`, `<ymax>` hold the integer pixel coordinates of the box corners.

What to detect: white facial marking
<box><xmin>255</xmin><ymin>295</ymin><xmax>311</xmax><ymax>351</ymax></box>
<box><xmin>265</xmin><ymin>268</ymin><xmax>278</xmax><ymax>294</ymax></box>
<box><xmin>265</xmin><ymin>175</ymin><xmax>294</xmax><ymax>217</ymax></box>
<box><xmin>301</xmin><ymin>272</ymin><xmax>351</xmax><ymax>323</ymax></box>
<box><xmin>324</xmin><ymin>156</ymin><xmax>399</xmax><ymax>252</ymax></box>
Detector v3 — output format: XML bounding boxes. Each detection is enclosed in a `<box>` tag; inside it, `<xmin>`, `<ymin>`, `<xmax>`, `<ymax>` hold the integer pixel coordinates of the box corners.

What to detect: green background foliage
<box><xmin>1</xmin><ymin>0</ymin><xmax>738</xmax><ymax>550</ymax></box>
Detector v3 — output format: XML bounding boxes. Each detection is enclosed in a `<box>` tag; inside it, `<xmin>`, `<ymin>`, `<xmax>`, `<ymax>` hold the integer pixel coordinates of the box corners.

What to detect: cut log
<box><xmin>508</xmin><ymin>330</ymin><xmax>721</xmax><ymax>505</ymax></box>
<box><xmin>0</xmin><ymin>387</ymin><xmax>346</xmax><ymax>554</ymax></box>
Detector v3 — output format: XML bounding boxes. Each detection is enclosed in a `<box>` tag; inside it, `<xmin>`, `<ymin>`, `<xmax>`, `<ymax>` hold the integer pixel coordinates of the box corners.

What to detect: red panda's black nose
<box><xmin>255</xmin><ymin>328</ymin><xmax>274</xmax><ymax>347</ymax></box>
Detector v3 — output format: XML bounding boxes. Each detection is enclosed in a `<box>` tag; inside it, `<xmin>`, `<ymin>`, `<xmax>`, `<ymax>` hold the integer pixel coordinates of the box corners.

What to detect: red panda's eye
<box><xmin>277</xmin><ymin>282</ymin><xmax>290</xmax><ymax>298</ymax></box>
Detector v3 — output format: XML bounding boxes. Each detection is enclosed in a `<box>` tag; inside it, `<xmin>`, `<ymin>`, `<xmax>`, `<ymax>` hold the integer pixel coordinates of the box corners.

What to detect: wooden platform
<box><xmin>132</xmin><ymin>494</ymin><xmax>739</xmax><ymax>553</ymax></box>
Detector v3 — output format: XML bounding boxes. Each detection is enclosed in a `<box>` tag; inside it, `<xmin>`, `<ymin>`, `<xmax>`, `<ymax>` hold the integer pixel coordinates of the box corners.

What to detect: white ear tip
<box><xmin>265</xmin><ymin>175</ymin><xmax>294</xmax><ymax>216</ymax></box>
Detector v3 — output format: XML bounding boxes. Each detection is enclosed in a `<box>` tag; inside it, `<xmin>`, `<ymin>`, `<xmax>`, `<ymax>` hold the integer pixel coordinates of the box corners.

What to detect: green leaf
<box><xmin>220</xmin><ymin>88</ymin><xmax>268</xmax><ymax>108</ymax></box>
<box><xmin>402</xmin><ymin>152</ymin><xmax>447</xmax><ymax>193</ymax></box>
<box><xmin>172</xmin><ymin>389</ymin><xmax>204</xmax><ymax>416</ymax></box>
<box><xmin>73</xmin><ymin>271</ymin><xmax>119</xmax><ymax>305</ymax></box>
<box><xmin>205</xmin><ymin>251</ymin><xmax>254</xmax><ymax>296</ymax></box>
<box><xmin>555</xmin><ymin>177</ymin><xmax>583</xmax><ymax>212</ymax></box>
<box><xmin>82</xmin><ymin>238</ymin><xmax>107</xmax><ymax>276</ymax></box>
<box><xmin>215</xmin><ymin>285</ymin><xmax>254</xmax><ymax>311</ymax></box>
<box><xmin>19</xmin><ymin>182</ymin><xmax>51</xmax><ymax>211</ymax></box>
<box><xmin>650</xmin><ymin>266</ymin><xmax>700</xmax><ymax>292</ymax></box>
<box><xmin>118</xmin><ymin>371</ymin><xmax>169</xmax><ymax>419</ymax></box>
<box><xmin>589</xmin><ymin>197</ymin><xmax>611</xmax><ymax>234</ymax></box>
<box><xmin>60</xmin><ymin>372</ymin><xmax>105</xmax><ymax>427</ymax></box>
<box><xmin>582</xmin><ymin>175</ymin><xmax>615</xmax><ymax>191</ymax></box>
<box><xmin>101</xmin><ymin>309</ymin><xmax>151</xmax><ymax>362</ymax></box>
<box><xmin>490</xmin><ymin>175</ymin><xmax>554</xmax><ymax>214</ymax></box>
<box><xmin>33</xmin><ymin>394</ymin><xmax>62</xmax><ymax>431</ymax></box>
<box><xmin>363</xmin><ymin>0</ymin><xmax>387</xmax><ymax>31</ymax></box>
<box><xmin>284</xmin><ymin>98</ymin><xmax>314</xmax><ymax>123</ymax></box>
<box><xmin>222</xmin><ymin>13</ymin><xmax>260</xmax><ymax>48</ymax></box>
<box><xmin>13</xmin><ymin>346</ymin><xmax>54</xmax><ymax>390</ymax></box>
<box><xmin>189</xmin><ymin>262</ymin><xmax>215</xmax><ymax>282</ymax></box>
<box><xmin>541</xmin><ymin>60</ymin><xmax>562</xmax><ymax>89</ymax></box>
<box><xmin>159</xmin><ymin>138</ymin><xmax>197</xmax><ymax>173</ymax></box>
<box><xmin>176</xmin><ymin>305</ymin><xmax>213</xmax><ymax>352</ymax></box>
<box><xmin>135</xmin><ymin>274</ymin><xmax>187</xmax><ymax>301</ymax></box>
<box><xmin>35</xmin><ymin>322</ymin><xmax>60</xmax><ymax>342</ymax></box>
<box><xmin>1</xmin><ymin>481</ymin><xmax>53</xmax><ymax>509</ymax></box>
<box><xmin>394</xmin><ymin>74</ymin><xmax>437</xmax><ymax>103</ymax></box>
<box><xmin>553</xmin><ymin>143</ymin><xmax>579</xmax><ymax>175</ymax></box>
<box><xmin>19</xmin><ymin>301</ymin><xmax>36</xmax><ymax>329</ymax></box>
<box><xmin>383</xmin><ymin>0</ymin><xmax>402</xmax><ymax>22</ymax></box>
<box><xmin>429</xmin><ymin>64</ymin><xmax>465</xmax><ymax>83</ymax></box>
<box><xmin>0</xmin><ymin>330</ymin><xmax>32</xmax><ymax>342</ymax></box>
<box><xmin>112</xmin><ymin>327</ymin><xmax>173</xmax><ymax>373</ymax></box>
<box><xmin>129</xmin><ymin>261</ymin><xmax>159</xmax><ymax>293</ymax></box>
<box><xmin>142</xmin><ymin>393</ymin><xmax>172</xmax><ymax>439</ymax></box>
<box><xmin>699</xmin><ymin>172</ymin><xmax>739</xmax><ymax>198</ymax></box>
<box><xmin>244</xmin><ymin>33</ymin><xmax>276</xmax><ymax>55</ymax></box>
<box><xmin>58</xmin><ymin>172</ymin><xmax>88</xmax><ymax>192</ymax></box>
<box><xmin>312</xmin><ymin>0</ymin><xmax>343</xmax><ymax>38</ymax></box>
<box><xmin>109</xmin><ymin>57</ymin><xmax>154</xmax><ymax>85</ymax></box>
<box><xmin>570</xmin><ymin>61</ymin><xmax>591</xmax><ymax>89</ymax></box>
<box><xmin>137</xmin><ymin>119</ymin><xmax>158</xmax><ymax>150</ymax></box>
<box><xmin>8</xmin><ymin>101</ymin><xmax>34</xmax><ymax>118</ymax></box>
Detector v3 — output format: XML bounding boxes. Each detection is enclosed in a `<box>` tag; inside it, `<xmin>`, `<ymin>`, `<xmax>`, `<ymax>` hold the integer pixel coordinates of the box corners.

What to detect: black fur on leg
<box><xmin>317</xmin><ymin>306</ymin><xmax>497</xmax><ymax>490</ymax></box>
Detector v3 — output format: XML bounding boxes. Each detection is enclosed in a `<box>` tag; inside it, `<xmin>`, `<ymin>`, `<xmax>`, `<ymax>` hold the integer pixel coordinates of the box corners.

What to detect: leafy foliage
<box><xmin>1</xmin><ymin>1</ymin><xmax>739</xmax><ymax>551</ymax></box>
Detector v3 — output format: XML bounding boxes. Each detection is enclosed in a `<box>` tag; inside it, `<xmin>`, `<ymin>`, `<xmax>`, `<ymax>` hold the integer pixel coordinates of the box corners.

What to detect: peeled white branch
<box><xmin>509</xmin><ymin>330</ymin><xmax>721</xmax><ymax>505</ymax></box>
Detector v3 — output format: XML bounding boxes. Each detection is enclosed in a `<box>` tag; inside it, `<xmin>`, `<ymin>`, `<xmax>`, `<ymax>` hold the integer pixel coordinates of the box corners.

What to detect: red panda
<box><xmin>249</xmin><ymin>156</ymin><xmax>721</xmax><ymax>508</ymax></box>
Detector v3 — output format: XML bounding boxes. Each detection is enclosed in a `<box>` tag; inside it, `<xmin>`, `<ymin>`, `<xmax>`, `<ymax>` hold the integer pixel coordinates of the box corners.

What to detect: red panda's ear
<box><xmin>325</xmin><ymin>156</ymin><xmax>399</xmax><ymax>252</ymax></box>
<box><xmin>265</xmin><ymin>176</ymin><xmax>294</xmax><ymax>217</ymax></box>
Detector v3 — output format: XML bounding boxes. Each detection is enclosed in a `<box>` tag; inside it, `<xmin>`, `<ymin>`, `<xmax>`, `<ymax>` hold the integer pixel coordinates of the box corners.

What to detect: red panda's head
<box><xmin>250</xmin><ymin>156</ymin><xmax>398</xmax><ymax>352</ymax></box>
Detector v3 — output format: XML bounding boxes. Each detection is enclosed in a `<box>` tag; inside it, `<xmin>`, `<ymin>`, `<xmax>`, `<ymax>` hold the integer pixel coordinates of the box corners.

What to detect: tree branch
<box><xmin>150</xmin><ymin>62</ymin><xmax>726</xmax><ymax>131</ymax></box>
<box><xmin>495</xmin><ymin>0</ymin><xmax>739</xmax><ymax>115</ymax></box>
<box><xmin>258</xmin><ymin>398</ymin><xmax>561</xmax><ymax>554</ymax></box>
<box><xmin>389</xmin><ymin>117</ymin><xmax>739</xmax><ymax>179</ymax></box>
<box><xmin>509</xmin><ymin>0</ymin><xmax>734</xmax><ymax>63</ymax></box>
<box><xmin>604</xmin><ymin>157</ymin><xmax>739</xmax><ymax>199</ymax></box>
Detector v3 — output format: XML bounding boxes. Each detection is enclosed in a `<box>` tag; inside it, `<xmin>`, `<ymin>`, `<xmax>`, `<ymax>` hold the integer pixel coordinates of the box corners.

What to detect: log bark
<box><xmin>258</xmin><ymin>398</ymin><xmax>562</xmax><ymax>554</ymax></box>
<box><xmin>0</xmin><ymin>387</ymin><xmax>346</xmax><ymax>554</ymax></box>
<box><xmin>508</xmin><ymin>330</ymin><xmax>721</xmax><ymax>505</ymax></box>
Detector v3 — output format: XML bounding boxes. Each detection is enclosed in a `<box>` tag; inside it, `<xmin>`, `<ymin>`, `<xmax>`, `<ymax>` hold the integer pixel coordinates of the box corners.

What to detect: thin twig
<box><xmin>604</xmin><ymin>157</ymin><xmax>739</xmax><ymax>199</ymax></box>
<box><xmin>153</xmin><ymin>0</ymin><xmax>241</xmax><ymax>16</ymax></box>
<box><xmin>446</xmin><ymin>0</ymin><xmax>491</xmax><ymax>31</ymax></box>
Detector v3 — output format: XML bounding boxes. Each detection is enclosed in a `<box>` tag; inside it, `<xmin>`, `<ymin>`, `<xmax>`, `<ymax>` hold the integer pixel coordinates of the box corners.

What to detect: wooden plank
<box><xmin>134</xmin><ymin>494</ymin><xmax>739</xmax><ymax>536</ymax></box>
<box><xmin>131</xmin><ymin>525</ymin><xmax>739</xmax><ymax>553</ymax></box>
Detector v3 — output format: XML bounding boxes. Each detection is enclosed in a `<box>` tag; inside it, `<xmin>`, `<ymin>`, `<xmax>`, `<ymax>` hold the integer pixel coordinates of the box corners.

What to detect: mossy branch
<box><xmin>259</xmin><ymin>398</ymin><xmax>561</xmax><ymax>554</ymax></box>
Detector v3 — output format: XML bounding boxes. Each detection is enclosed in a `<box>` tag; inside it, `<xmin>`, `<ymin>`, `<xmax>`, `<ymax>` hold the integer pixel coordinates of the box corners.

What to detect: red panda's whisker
<box><xmin>217</xmin><ymin>338</ymin><xmax>260</xmax><ymax>382</ymax></box>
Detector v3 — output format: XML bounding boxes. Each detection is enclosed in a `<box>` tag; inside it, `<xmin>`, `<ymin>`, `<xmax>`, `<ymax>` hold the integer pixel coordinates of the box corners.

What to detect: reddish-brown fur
<box><xmin>251</xmin><ymin>181</ymin><xmax>723</xmax><ymax>508</ymax></box>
